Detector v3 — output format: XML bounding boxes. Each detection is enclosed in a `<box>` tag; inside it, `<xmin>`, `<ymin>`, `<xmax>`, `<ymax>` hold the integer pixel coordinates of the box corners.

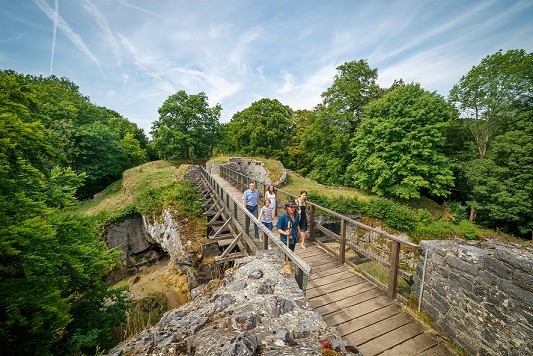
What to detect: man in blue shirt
<box><xmin>242</xmin><ymin>182</ymin><xmax>260</xmax><ymax>237</ymax></box>
<box><xmin>276</xmin><ymin>199</ymin><xmax>301</xmax><ymax>251</ymax></box>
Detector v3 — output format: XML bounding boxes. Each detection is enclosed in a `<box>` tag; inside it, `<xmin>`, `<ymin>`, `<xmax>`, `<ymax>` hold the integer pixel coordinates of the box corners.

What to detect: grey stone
<box><xmin>276</xmin><ymin>329</ymin><xmax>291</xmax><ymax>341</ymax></box>
<box><xmin>498</xmin><ymin>279</ymin><xmax>533</xmax><ymax>305</ymax></box>
<box><xmin>108</xmin><ymin>251</ymin><xmax>357</xmax><ymax>356</ymax></box>
<box><xmin>446</xmin><ymin>255</ymin><xmax>479</xmax><ymax>277</ymax></box>
<box><xmin>231</xmin><ymin>279</ymin><xmax>247</xmax><ymax>291</ymax></box>
<box><xmin>513</xmin><ymin>270</ymin><xmax>533</xmax><ymax>293</ymax></box>
<box><xmin>189</xmin><ymin>316</ymin><xmax>208</xmax><ymax>333</ymax></box>
<box><xmin>418</xmin><ymin>239</ymin><xmax>533</xmax><ymax>356</ymax></box>
<box><xmin>248</xmin><ymin>269</ymin><xmax>263</xmax><ymax>279</ymax></box>
<box><xmin>231</xmin><ymin>311</ymin><xmax>260</xmax><ymax>330</ymax></box>
<box><xmin>153</xmin><ymin>331</ymin><xmax>176</xmax><ymax>347</ymax></box>
<box><xmin>214</xmin><ymin>294</ymin><xmax>234</xmax><ymax>310</ymax></box>
<box><xmin>482</xmin><ymin>255</ymin><xmax>512</xmax><ymax>279</ymax></box>
<box><xmin>257</xmin><ymin>278</ymin><xmax>275</xmax><ymax>294</ymax></box>
<box><xmin>272</xmin><ymin>297</ymin><xmax>294</xmax><ymax>317</ymax></box>
<box><xmin>221</xmin><ymin>331</ymin><xmax>259</xmax><ymax>356</ymax></box>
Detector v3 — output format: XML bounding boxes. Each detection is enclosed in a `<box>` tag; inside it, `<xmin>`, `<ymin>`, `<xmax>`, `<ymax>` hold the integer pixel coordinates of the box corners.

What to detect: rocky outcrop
<box><xmin>105</xmin><ymin>210</ymin><xmax>187</xmax><ymax>269</ymax></box>
<box><xmin>108</xmin><ymin>250</ymin><xmax>361</xmax><ymax>356</ymax></box>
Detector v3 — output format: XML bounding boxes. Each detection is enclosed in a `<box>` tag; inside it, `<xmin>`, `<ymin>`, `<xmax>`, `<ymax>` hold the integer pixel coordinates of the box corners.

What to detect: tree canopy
<box><xmin>151</xmin><ymin>90</ymin><xmax>221</xmax><ymax>160</ymax></box>
<box><xmin>301</xmin><ymin>60</ymin><xmax>381</xmax><ymax>186</ymax></box>
<box><xmin>347</xmin><ymin>84</ymin><xmax>455</xmax><ymax>199</ymax></box>
<box><xmin>225</xmin><ymin>98</ymin><xmax>294</xmax><ymax>157</ymax></box>
<box><xmin>448</xmin><ymin>49</ymin><xmax>533</xmax><ymax>224</ymax></box>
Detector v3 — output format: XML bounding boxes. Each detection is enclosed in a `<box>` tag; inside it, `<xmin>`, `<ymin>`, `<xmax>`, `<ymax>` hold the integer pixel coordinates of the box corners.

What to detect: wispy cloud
<box><xmin>34</xmin><ymin>0</ymin><xmax>100</xmax><ymax>67</ymax></box>
<box><xmin>116</xmin><ymin>0</ymin><xmax>166</xmax><ymax>18</ymax></box>
<box><xmin>49</xmin><ymin>0</ymin><xmax>57</xmax><ymax>74</ymax></box>
<box><xmin>82</xmin><ymin>0</ymin><xmax>122</xmax><ymax>67</ymax></box>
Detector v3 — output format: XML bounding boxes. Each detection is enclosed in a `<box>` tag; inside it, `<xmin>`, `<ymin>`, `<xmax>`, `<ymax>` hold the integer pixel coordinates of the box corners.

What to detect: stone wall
<box><xmin>108</xmin><ymin>250</ymin><xmax>361</xmax><ymax>356</ymax></box>
<box><xmin>206</xmin><ymin>157</ymin><xmax>288</xmax><ymax>187</ymax></box>
<box><xmin>414</xmin><ymin>239</ymin><xmax>533</xmax><ymax>355</ymax></box>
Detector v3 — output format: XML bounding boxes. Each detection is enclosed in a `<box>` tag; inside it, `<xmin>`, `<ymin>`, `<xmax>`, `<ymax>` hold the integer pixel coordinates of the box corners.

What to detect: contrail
<box><xmin>50</xmin><ymin>0</ymin><xmax>58</xmax><ymax>75</ymax></box>
<box><xmin>34</xmin><ymin>0</ymin><xmax>100</xmax><ymax>67</ymax></box>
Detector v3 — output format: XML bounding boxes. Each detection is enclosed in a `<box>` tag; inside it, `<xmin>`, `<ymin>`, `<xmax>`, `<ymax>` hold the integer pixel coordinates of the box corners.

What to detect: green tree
<box><xmin>282</xmin><ymin>109</ymin><xmax>313</xmax><ymax>173</ymax></box>
<box><xmin>321</xmin><ymin>59</ymin><xmax>381</xmax><ymax>129</ymax></box>
<box><xmin>121</xmin><ymin>132</ymin><xmax>148</xmax><ymax>167</ymax></box>
<box><xmin>467</xmin><ymin>113</ymin><xmax>533</xmax><ymax>236</ymax></box>
<box><xmin>0</xmin><ymin>111</ymin><xmax>125</xmax><ymax>354</ymax></box>
<box><xmin>347</xmin><ymin>84</ymin><xmax>455</xmax><ymax>199</ymax></box>
<box><xmin>151</xmin><ymin>90</ymin><xmax>221</xmax><ymax>159</ymax></box>
<box><xmin>448</xmin><ymin>49</ymin><xmax>533</xmax><ymax>221</ymax></box>
<box><xmin>301</xmin><ymin>59</ymin><xmax>381</xmax><ymax>185</ymax></box>
<box><xmin>226</xmin><ymin>98</ymin><xmax>294</xmax><ymax>157</ymax></box>
<box><xmin>66</xmin><ymin>123</ymin><xmax>128</xmax><ymax>198</ymax></box>
<box><xmin>301</xmin><ymin>104</ymin><xmax>353</xmax><ymax>185</ymax></box>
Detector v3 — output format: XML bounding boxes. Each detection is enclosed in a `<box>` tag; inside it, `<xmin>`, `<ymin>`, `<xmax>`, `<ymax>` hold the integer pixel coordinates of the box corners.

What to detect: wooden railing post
<box><xmin>308</xmin><ymin>205</ymin><xmax>315</xmax><ymax>241</ymax></box>
<box><xmin>388</xmin><ymin>240</ymin><xmax>400</xmax><ymax>299</ymax></box>
<box><xmin>339</xmin><ymin>218</ymin><xmax>346</xmax><ymax>264</ymax></box>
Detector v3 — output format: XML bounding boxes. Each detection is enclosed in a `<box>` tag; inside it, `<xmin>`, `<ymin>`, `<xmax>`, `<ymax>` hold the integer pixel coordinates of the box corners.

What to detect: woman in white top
<box><xmin>265</xmin><ymin>186</ymin><xmax>277</xmax><ymax>218</ymax></box>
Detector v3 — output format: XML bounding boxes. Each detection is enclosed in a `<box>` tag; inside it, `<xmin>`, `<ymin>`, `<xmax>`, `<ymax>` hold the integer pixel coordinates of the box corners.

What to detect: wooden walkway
<box><xmin>295</xmin><ymin>243</ymin><xmax>452</xmax><ymax>355</ymax></box>
<box><xmin>210</xmin><ymin>173</ymin><xmax>453</xmax><ymax>355</ymax></box>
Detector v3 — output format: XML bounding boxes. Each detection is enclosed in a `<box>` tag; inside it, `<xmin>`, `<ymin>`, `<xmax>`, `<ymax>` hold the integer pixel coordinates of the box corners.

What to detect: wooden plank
<box><xmin>349</xmin><ymin>314</ymin><xmax>412</xmax><ymax>346</ymax></box>
<box><xmin>308</xmin><ymin>279</ymin><xmax>373</xmax><ymax>301</ymax></box>
<box><xmin>356</xmin><ymin>321</ymin><xmax>425</xmax><ymax>356</ymax></box>
<box><xmin>311</xmin><ymin>285</ymin><xmax>382</xmax><ymax>309</ymax></box>
<box><xmin>308</xmin><ymin>265</ymin><xmax>347</xmax><ymax>279</ymax></box>
<box><xmin>337</xmin><ymin>303</ymin><xmax>403</xmax><ymax>337</ymax></box>
<box><xmin>418</xmin><ymin>344</ymin><xmax>453</xmax><ymax>355</ymax></box>
<box><xmin>306</xmin><ymin>276</ymin><xmax>367</xmax><ymax>299</ymax></box>
<box><xmin>381</xmin><ymin>333</ymin><xmax>439</xmax><ymax>355</ymax></box>
<box><xmin>311</xmin><ymin>261</ymin><xmax>343</xmax><ymax>273</ymax></box>
<box><xmin>306</xmin><ymin>270</ymin><xmax>355</xmax><ymax>288</ymax></box>
<box><xmin>322</xmin><ymin>295</ymin><xmax>391</xmax><ymax>322</ymax></box>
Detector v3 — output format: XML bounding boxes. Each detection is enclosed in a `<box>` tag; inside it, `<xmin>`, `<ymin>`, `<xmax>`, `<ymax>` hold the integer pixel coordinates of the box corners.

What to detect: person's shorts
<box><xmin>261</xmin><ymin>221</ymin><xmax>273</xmax><ymax>230</ymax></box>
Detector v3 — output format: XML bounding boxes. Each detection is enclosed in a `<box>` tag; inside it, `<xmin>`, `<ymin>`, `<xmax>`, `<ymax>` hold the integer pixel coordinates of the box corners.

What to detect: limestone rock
<box><xmin>108</xmin><ymin>250</ymin><xmax>361</xmax><ymax>355</ymax></box>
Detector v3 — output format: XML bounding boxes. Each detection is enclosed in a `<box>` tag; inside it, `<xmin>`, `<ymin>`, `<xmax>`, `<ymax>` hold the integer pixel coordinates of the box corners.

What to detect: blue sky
<box><xmin>1</xmin><ymin>1</ymin><xmax>532</xmax><ymax>136</ymax></box>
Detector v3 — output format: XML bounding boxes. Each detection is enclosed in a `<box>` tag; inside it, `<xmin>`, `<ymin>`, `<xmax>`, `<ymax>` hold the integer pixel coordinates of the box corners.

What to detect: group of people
<box><xmin>242</xmin><ymin>182</ymin><xmax>308</xmax><ymax>252</ymax></box>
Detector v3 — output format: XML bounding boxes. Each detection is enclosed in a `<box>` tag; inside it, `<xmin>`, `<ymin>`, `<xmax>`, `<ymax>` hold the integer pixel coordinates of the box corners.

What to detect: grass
<box><xmin>76</xmin><ymin>160</ymin><xmax>202</xmax><ymax>223</ymax></box>
<box><xmin>283</xmin><ymin>172</ymin><xmax>371</xmax><ymax>201</ymax></box>
<box><xmin>77</xmin><ymin>160</ymin><xmax>184</xmax><ymax>216</ymax></box>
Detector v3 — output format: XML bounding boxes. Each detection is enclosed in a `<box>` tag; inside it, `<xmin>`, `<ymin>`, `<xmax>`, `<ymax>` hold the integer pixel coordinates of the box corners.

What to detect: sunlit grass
<box><xmin>76</xmin><ymin>160</ymin><xmax>189</xmax><ymax>217</ymax></box>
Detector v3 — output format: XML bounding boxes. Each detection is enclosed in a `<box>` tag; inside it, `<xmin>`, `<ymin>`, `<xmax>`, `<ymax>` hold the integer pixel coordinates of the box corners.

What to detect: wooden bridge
<box><xmin>195</xmin><ymin>166</ymin><xmax>454</xmax><ymax>355</ymax></box>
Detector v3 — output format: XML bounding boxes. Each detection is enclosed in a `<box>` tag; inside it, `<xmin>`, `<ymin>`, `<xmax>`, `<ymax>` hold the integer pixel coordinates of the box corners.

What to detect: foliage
<box><xmin>448</xmin><ymin>49</ymin><xmax>533</xmax><ymax>224</ymax></box>
<box><xmin>467</xmin><ymin>118</ymin><xmax>533</xmax><ymax>235</ymax></box>
<box><xmin>449</xmin><ymin>49</ymin><xmax>532</xmax><ymax>159</ymax></box>
<box><xmin>301</xmin><ymin>105</ymin><xmax>353</xmax><ymax>185</ymax></box>
<box><xmin>225</xmin><ymin>98</ymin><xmax>294</xmax><ymax>157</ymax></box>
<box><xmin>0</xmin><ymin>70</ymin><xmax>149</xmax><ymax>199</ymax></box>
<box><xmin>300</xmin><ymin>60</ymin><xmax>381</xmax><ymax>185</ymax></box>
<box><xmin>348</xmin><ymin>84</ymin><xmax>455</xmax><ymax>199</ymax></box>
<box><xmin>151</xmin><ymin>90</ymin><xmax>221</xmax><ymax>160</ymax></box>
<box><xmin>365</xmin><ymin>197</ymin><xmax>417</xmax><ymax>232</ymax></box>
<box><xmin>321</xmin><ymin>59</ymin><xmax>381</xmax><ymax>128</ymax></box>
<box><xmin>0</xmin><ymin>72</ymin><xmax>135</xmax><ymax>354</ymax></box>
<box><xmin>281</xmin><ymin>109</ymin><xmax>313</xmax><ymax>173</ymax></box>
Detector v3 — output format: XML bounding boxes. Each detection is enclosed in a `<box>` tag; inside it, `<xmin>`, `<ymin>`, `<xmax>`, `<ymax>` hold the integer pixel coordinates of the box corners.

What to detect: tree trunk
<box><xmin>469</xmin><ymin>206</ymin><xmax>477</xmax><ymax>222</ymax></box>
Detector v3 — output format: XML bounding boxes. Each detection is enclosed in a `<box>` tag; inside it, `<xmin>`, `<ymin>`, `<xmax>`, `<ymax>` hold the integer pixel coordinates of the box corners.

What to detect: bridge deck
<box><xmin>210</xmin><ymin>173</ymin><xmax>453</xmax><ymax>355</ymax></box>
